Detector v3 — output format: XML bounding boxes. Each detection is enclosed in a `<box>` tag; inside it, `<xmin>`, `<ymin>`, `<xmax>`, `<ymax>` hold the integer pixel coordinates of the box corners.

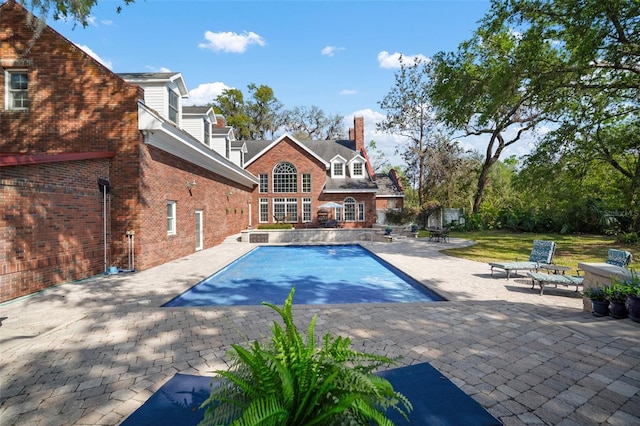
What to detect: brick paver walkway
<box><xmin>1</xmin><ymin>237</ymin><xmax>638</xmax><ymax>425</ymax></box>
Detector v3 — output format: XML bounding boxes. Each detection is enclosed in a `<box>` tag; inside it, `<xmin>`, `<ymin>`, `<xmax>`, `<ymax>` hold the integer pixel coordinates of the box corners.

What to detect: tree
<box><xmin>430</xmin><ymin>26</ymin><xmax>550</xmax><ymax>214</ymax></box>
<box><xmin>365</xmin><ymin>140</ymin><xmax>390</xmax><ymax>172</ymax></box>
<box><xmin>212</xmin><ymin>88</ymin><xmax>252</xmax><ymax>140</ymax></box>
<box><xmin>482</xmin><ymin>0</ymin><xmax>640</xmax><ymax>228</ymax></box>
<box><xmin>422</xmin><ymin>133</ymin><xmax>478</xmax><ymax>211</ymax></box>
<box><xmin>377</xmin><ymin>56</ymin><xmax>439</xmax><ymax>206</ymax></box>
<box><xmin>280</xmin><ymin>106</ymin><xmax>344</xmax><ymax>140</ymax></box>
<box><xmin>19</xmin><ymin>0</ymin><xmax>134</xmax><ymax>27</ymax></box>
<box><xmin>245</xmin><ymin>83</ymin><xmax>283</xmax><ymax>140</ymax></box>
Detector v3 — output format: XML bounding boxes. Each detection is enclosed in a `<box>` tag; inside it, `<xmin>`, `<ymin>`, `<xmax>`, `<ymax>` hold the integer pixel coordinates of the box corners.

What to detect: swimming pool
<box><xmin>164</xmin><ymin>245</ymin><xmax>443</xmax><ymax>307</ymax></box>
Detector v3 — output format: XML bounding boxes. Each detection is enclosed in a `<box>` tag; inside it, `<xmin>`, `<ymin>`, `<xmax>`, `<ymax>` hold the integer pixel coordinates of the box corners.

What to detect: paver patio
<box><xmin>1</xmin><ymin>237</ymin><xmax>638</xmax><ymax>425</ymax></box>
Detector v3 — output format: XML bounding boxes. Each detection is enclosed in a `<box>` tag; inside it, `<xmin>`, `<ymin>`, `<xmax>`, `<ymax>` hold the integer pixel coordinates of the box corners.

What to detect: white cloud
<box><xmin>75</xmin><ymin>44</ymin><xmax>112</xmax><ymax>69</ymax></box>
<box><xmin>321</xmin><ymin>45</ymin><xmax>345</xmax><ymax>56</ymax></box>
<box><xmin>377</xmin><ymin>51</ymin><xmax>430</xmax><ymax>69</ymax></box>
<box><xmin>199</xmin><ymin>31</ymin><xmax>266</xmax><ymax>53</ymax></box>
<box><xmin>101</xmin><ymin>19</ymin><xmax>113</xmax><ymax>26</ymax></box>
<box><xmin>339</xmin><ymin>89</ymin><xmax>357</xmax><ymax>95</ymax></box>
<box><xmin>183</xmin><ymin>82</ymin><xmax>233</xmax><ymax>106</ymax></box>
<box><xmin>86</xmin><ymin>16</ymin><xmax>97</xmax><ymax>26</ymax></box>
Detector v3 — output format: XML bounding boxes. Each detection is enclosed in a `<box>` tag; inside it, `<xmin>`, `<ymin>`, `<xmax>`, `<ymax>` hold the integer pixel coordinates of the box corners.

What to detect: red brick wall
<box><xmin>245</xmin><ymin>137</ymin><xmax>376</xmax><ymax>228</ymax></box>
<box><xmin>135</xmin><ymin>145</ymin><xmax>253</xmax><ymax>270</ymax></box>
<box><xmin>0</xmin><ymin>1</ymin><xmax>142</xmax><ymax>301</ymax></box>
<box><xmin>1</xmin><ymin>160</ymin><xmax>110</xmax><ymax>300</ymax></box>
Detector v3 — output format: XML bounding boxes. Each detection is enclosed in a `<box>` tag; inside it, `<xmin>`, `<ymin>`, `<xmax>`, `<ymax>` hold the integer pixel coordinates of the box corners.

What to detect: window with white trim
<box><xmin>259</xmin><ymin>198</ymin><xmax>269</xmax><ymax>223</ymax></box>
<box><xmin>352</xmin><ymin>162</ymin><xmax>363</xmax><ymax>177</ymax></box>
<box><xmin>302</xmin><ymin>173</ymin><xmax>311</xmax><ymax>193</ymax></box>
<box><xmin>344</xmin><ymin>197</ymin><xmax>356</xmax><ymax>222</ymax></box>
<box><xmin>168</xmin><ymin>89</ymin><xmax>179</xmax><ymax>124</ymax></box>
<box><xmin>273</xmin><ymin>162</ymin><xmax>297</xmax><ymax>193</ymax></box>
<box><xmin>358</xmin><ymin>202</ymin><xmax>365</xmax><ymax>221</ymax></box>
<box><xmin>332</xmin><ymin>162</ymin><xmax>344</xmax><ymax>177</ymax></box>
<box><xmin>273</xmin><ymin>197</ymin><xmax>298</xmax><ymax>222</ymax></box>
<box><xmin>203</xmin><ymin>119</ymin><xmax>210</xmax><ymax>145</ymax></box>
<box><xmin>167</xmin><ymin>201</ymin><xmax>176</xmax><ymax>235</ymax></box>
<box><xmin>302</xmin><ymin>198</ymin><xmax>311</xmax><ymax>222</ymax></box>
<box><xmin>259</xmin><ymin>174</ymin><xmax>268</xmax><ymax>193</ymax></box>
<box><xmin>6</xmin><ymin>70</ymin><xmax>29</xmax><ymax>110</ymax></box>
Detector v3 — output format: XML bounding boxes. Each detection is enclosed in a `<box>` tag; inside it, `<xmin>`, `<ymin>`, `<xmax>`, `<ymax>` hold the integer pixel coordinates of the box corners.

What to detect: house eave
<box><xmin>138</xmin><ymin>103</ymin><xmax>258</xmax><ymax>188</ymax></box>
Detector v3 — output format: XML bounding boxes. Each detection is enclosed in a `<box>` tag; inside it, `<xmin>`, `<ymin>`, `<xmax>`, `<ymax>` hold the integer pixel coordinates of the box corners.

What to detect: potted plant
<box><xmin>603</xmin><ymin>282</ymin><xmax>630</xmax><ymax>319</ymax></box>
<box><xmin>623</xmin><ymin>273</ymin><xmax>640</xmax><ymax>323</ymax></box>
<box><xmin>582</xmin><ymin>286</ymin><xmax>609</xmax><ymax>317</ymax></box>
<box><xmin>199</xmin><ymin>288</ymin><xmax>411</xmax><ymax>425</ymax></box>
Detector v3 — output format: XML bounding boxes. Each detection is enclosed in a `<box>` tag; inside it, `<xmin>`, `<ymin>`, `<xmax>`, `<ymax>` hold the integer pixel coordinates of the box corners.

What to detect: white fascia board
<box><xmin>347</xmin><ymin>154</ymin><xmax>365</xmax><ymax>165</ymax></box>
<box><xmin>244</xmin><ymin>133</ymin><xmax>330</xmax><ymax>169</ymax></box>
<box><xmin>169</xmin><ymin>73</ymin><xmax>189</xmax><ymax>96</ymax></box>
<box><xmin>231</xmin><ymin>142</ymin><xmax>248</xmax><ymax>154</ymax></box>
<box><xmin>138</xmin><ymin>104</ymin><xmax>258</xmax><ymax>188</ymax></box>
<box><xmin>330</xmin><ymin>154</ymin><xmax>347</xmax><ymax>163</ymax></box>
<box><xmin>376</xmin><ymin>194</ymin><xmax>406</xmax><ymax>198</ymax></box>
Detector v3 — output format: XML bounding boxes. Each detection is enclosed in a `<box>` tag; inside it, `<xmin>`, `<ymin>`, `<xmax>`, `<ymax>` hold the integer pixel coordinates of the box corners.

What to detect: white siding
<box><xmin>210</xmin><ymin>136</ymin><xmax>227</xmax><ymax>157</ymax></box>
<box><xmin>182</xmin><ymin>117</ymin><xmax>204</xmax><ymax>144</ymax></box>
<box><xmin>141</xmin><ymin>85</ymin><xmax>167</xmax><ymax>117</ymax></box>
<box><xmin>229</xmin><ymin>149</ymin><xmax>242</xmax><ymax>167</ymax></box>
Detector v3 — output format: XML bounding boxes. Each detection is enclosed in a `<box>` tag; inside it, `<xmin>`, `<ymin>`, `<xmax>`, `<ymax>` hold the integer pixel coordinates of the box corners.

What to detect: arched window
<box><xmin>273</xmin><ymin>162</ymin><xmax>297</xmax><ymax>193</ymax></box>
<box><xmin>344</xmin><ymin>197</ymin><xmax>356</xmax><ymax>221</ymax></box>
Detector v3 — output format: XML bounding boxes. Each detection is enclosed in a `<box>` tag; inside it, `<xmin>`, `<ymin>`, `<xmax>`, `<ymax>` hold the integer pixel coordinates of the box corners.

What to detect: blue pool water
<box><xmin>164</xmin><ymin>245</ymin><xmax>443</xmax><ymax>307</ymax></box>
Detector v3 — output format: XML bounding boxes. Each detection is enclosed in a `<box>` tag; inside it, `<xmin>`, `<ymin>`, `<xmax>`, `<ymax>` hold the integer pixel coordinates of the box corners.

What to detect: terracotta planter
<box><xmin>627</xmin><ymin>295</ymin><xmax>640</xmax><ymax>323</ymax></box>
<box><xmin>608</xmin><ymin>299</ymin><xmax>628</xmax><ymax>319</ymax></box>
<box><xmin>590</xmin><ymin>299</ymin><xmax>609</xmax><ymax>317</ymax></box>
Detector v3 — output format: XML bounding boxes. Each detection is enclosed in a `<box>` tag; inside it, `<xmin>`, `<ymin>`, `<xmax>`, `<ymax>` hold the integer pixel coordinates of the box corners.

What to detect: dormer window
<box><xmin>203</xmin><ymin>119</ymin><xmax>211</xmax><ymax>145</ymax></box>
<box><xmin>352</xmin><ymin>162</ymin><xmax>363</xmax><ymax>177</ymax></box>
<box><xmin>332</xmin><ymin>162</ymin><xmax>344</xmax><ymax>177</ymax></box>
<box><xmin>168</xmin><ymin>89</ymin><xmax>179</xmax><ymax>124</ymax></box>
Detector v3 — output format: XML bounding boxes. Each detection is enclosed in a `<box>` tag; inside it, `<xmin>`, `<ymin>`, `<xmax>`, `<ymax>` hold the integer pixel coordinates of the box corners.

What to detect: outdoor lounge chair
<box><xmin>527</xmin><ymin>272</ymin><xmax>584</xmax><ymax>295</ymax></box>
<box><xmin>488</xmin><ymin>240</ymin><xmax>556</xmax><ymax>279</ymax></box>
<box><xmin>527</xmin><ymin>248</ymin><xmax>632</xmax><ymax>295</ymax></box>
<box><xmin>604</xmin><ymin>248</ymin><xmax>633</xmax><ymax>267</ymax></box>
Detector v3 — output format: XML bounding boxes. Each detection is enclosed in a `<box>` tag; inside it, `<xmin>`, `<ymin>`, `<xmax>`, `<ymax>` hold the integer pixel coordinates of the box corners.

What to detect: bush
<box><xmin>384</xmin><ymin>207</ymin><xmax>418</xmax><ymax>225</ymax></box>
<box><xmin>257</xmin><ymin>223</ymin><xmax>293</xmax><ymax>230</ymax></box>
<box><xmin>617</xmin><ymin>232</ymin><xmax>639</xmax><ymax>245</ymax></box>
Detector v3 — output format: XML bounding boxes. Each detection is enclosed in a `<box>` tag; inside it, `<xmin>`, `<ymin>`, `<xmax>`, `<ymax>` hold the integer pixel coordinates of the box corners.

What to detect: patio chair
<box><xmin>527</xmin><ymin>272</ymin><xmax>584</xmax><ymax>295</ymax></box>
<box><xmin>488</xmin><ymin>240</ymin><xmax>556</xmax><ymax>279</ymax></box>
<box><xmin>527</xmin><ymin>248</ymin><xmax>632</xmax><ymax>295</ymax></box>
<box><xmin>605</xmin><ymin>248</ymin><xmax>633</xmax><ymax>267</ymax></box>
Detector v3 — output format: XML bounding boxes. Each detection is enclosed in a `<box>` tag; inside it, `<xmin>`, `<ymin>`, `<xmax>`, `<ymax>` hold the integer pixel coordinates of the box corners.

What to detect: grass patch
<box><xmin>424</xmin><ymin>230</ymin><xmax>636</xmax><ymax>273</ymax></box>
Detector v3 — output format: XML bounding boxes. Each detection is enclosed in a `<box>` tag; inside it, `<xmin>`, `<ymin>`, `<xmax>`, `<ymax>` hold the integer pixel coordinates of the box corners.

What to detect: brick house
<box><xmin>0</xmin><ymin>0</ymin><xmax>257</xmax><ymax>302</ymax></box>
<box><xmin>0</xmin><ymin>0</ymin><xmax>403</xmax><ymax>302</ymax></box>
<box><xmin>244</xmin><ymin>116</ymin><xmax>381</xmax><ymax>229</ymax></box>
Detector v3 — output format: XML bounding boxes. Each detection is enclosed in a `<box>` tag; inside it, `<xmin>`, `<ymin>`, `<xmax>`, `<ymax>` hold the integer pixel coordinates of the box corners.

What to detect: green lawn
<box><xmin>422</xmin><ymin>230</ymin><xmax>636</xmax><ymax>273</ymax></box>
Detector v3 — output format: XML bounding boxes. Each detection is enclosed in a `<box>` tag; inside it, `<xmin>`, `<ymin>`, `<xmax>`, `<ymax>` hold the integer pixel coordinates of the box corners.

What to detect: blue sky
<box><xmin>47</xmin><ymin>0</ymin><xmax>515</xmax><ymax>166</ymax></box>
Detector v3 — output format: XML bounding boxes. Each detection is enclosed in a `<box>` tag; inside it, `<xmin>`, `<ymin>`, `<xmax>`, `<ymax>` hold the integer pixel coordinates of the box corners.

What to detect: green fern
<box><xmin>199</xmin><ymin>287</ymin><xmax>412</xmax><ymax>425</ymax></box>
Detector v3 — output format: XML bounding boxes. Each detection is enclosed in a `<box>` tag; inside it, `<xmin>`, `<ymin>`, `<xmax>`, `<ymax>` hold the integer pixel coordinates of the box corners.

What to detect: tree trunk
<box><xmin>472</xmin><ymin>134</ymin><xmax>502</xmax><ymax>214</ymax></box>
<box><xmin>472</xmin><ymin>163</ymin><xmax>490</xmax><ymax>214</ymax></box>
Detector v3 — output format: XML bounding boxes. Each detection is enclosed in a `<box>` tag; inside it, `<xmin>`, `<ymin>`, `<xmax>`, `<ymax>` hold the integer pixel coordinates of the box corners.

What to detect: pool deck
<box><xmin>1</xmin><ymin>237</ymin><xmax>639</xmax><ymax>425</ymax></box>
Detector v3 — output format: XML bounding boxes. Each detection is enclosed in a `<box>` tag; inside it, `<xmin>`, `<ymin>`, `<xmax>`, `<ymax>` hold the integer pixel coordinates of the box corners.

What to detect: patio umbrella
<box><xmin>318</xmin><ymin>201</ymin><xmax>343</xmax><ymax>209</ymax></box>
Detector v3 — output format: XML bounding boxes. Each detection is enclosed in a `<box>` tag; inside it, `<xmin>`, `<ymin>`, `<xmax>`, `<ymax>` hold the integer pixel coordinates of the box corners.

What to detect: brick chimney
<box><xmin>353</xmin><ymin>116</ymin><xmax>365</xmax><ymax>153</ymax></box>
